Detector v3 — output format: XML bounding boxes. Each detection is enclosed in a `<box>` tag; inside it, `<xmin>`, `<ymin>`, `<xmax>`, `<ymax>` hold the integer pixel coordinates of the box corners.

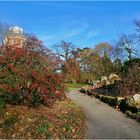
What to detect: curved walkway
<box><xmin>68</xmin><ymin>90</ymin><xmax>140</xmax><ymax>139</ymax></box>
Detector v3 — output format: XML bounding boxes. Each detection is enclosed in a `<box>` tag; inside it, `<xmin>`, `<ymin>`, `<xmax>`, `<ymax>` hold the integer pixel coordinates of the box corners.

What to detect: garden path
<box><xmin>68</xmin><ymin>90</ymin><xmax>140</xmax><ymax>139</ymax></box>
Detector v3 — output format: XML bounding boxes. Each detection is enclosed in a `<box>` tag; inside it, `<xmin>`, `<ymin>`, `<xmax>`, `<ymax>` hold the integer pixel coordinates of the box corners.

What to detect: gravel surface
<box><xmin>68</xmin><ymin>90</ymin><xmax>140</xmax><ymax>139</ymax></box>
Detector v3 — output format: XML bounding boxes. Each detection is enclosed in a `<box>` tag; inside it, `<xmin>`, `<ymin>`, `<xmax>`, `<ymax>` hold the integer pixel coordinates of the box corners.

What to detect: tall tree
<box><xmin>53</xmin><ymin>41</ymin><xmax>80</xmax><ymax>83</ymax></box>
<box><xmin>92</xmin><ymin>42</ymin><xmax>114</xmax><ymax>78</ymax></box>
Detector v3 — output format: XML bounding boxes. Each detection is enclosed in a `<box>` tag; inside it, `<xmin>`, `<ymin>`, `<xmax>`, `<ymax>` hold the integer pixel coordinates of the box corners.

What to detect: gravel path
<box><xmin>68</xmin><ymin>90</ymin><xmax>140</xmax><ymax>139</ymax></box>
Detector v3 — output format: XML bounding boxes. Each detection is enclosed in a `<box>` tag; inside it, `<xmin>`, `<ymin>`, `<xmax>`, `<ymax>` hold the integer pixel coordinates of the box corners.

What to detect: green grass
<box><xmin>36</xmin><ymin>121</ymin><xmax>52</xmax><ymax>138</ymax></box>
<box><xmin>66</xmin><ymin>83</ymin><xmax>89</xmax><ymax>91</ymax></box>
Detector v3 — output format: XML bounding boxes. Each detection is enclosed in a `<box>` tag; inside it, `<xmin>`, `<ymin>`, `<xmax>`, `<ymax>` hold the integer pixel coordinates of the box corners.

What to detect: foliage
<box><xmin>0</xmin><ymin>36</ymin><xmax>66</xmax><ymax>106</ymax></box>
<box><xmin>89</xmin><ymin>42</ymin><xmax>114</xmax><ymax>78</ymax></box>
<box><xmin>76</xmin><ymin>43</ymin><xmax>115</xmax><ymax>82</ymax></box>
<box><xmin>94</xmin><ymin>61</ymin><xmax>140</xmax><ymax>97</ymax></box>
<box><xmin>99</xmin><ymin>95</ymin><xmax>117</xmax><ymax>107</ymax></box>
<box><xmin>54</xmin><ymin>41</ymin><xmax>81</xmax><ymax>83</ymax></box>
<box><xmin>121</xmin><ymin>58</ymin><xmax>140</xmax><ymax>74</ymax></box>
<box><xmin>36</xmin><ymin>121</ymin><xmax>51</xmax><ymax>138</ymax></box>
<box><xmin>0</xmin><ymin>100</ymin><xmax>85</xmax><ymax>139</ymax></box>
<box><xmin>62</xmin><ymin>51</ymin><xmax>80</xmax><ymax>83</ymax></box>
<box><xmin>121</xmin><ymin>63</ymin><xmax>140</xmax><ymax>96</ymax></box>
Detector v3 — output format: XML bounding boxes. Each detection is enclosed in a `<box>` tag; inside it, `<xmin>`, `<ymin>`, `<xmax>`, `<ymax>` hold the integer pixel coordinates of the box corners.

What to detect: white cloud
<box><xmin>65</xmin><ymin>30</ymin><xmax>81</xmax><ymax>37</ymax></box>
<box><xmin>37</xmin><ymin>22</ymin><xmax>103</xmax><ymax>48</ymax></box>
<box><xmin>39</xmin><ymin>22</ymin><xmax>89</xmax><ymax>44</ymax></box>
<box><xmin>39</xmin><ymin>35</ymin><xmax>54</xmax><ymax>40</ymax></box>
<box><xmin>87</xmin><ymin>30</ymin><xmax>100</xmax><ymax>38</ymax></box>
<box><xmin>64</xmin><ymin>22</ymin><xmax>88</xmax><ymax>37</ymax></box>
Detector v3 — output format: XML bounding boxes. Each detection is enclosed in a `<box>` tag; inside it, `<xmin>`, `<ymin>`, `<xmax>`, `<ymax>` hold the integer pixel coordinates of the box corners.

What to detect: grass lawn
<box><xmin>66</xmin><ymin>82</ymin><xmax>90</xmax><ymax>91</ymax></box>
<box><xmin>0</xmin><ymin>99</ymin><xmax>85</xmax><ymax>139</ymax></box>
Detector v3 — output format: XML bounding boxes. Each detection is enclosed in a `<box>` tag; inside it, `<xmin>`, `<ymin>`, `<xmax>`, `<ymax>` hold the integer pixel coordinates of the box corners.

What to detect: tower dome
<box><xmin>3</xmin><ymin>26</ymin><xmax>26</xmax><ymax>48</ymax></box>
<box><xmin>9</xmin><ymin>26</ymin><xmax>23</xmax><ymax>34</ymax></box>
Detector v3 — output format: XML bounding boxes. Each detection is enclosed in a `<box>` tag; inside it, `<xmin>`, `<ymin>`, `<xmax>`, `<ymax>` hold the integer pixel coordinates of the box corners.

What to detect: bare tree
<box><xmin>117</xmin><ymin>34</ymin><xmax>137</xmax><ymax>61</ymax></box>
<box><xmin>135</xmin><ymin>20</ymin><xmax>140</xmax><ymax>56</ymax></box>
<box><xmin>53</xmin><ymin>40</ymin><xmax>74</xmax><ymax>61</ymax></box>
<box><xmin>52</xmin><ymin>40</ymin><xmax>75</xmax><ymax>72</ymax></box>
<box><xmin>135</xmin><ymin>19</ymin><xmax>140</xmax><ymax>33</ymax></box>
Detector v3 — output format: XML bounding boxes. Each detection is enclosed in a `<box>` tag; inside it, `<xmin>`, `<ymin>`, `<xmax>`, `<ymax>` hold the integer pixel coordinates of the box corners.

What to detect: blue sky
<box><xmin>0</xmin><ymin>1</ymin><xmax>140</xmax><ymax>49</ymax></box>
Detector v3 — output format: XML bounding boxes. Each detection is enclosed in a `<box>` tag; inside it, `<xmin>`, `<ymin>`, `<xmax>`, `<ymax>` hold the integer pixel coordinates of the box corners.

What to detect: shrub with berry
<box><xmin>0</xmin><ymin>36</ymin><xmax>66</xmax><ymax>107</ymax></box>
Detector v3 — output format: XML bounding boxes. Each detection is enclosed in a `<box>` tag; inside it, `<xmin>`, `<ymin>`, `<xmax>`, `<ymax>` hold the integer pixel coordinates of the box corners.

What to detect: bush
<box><xmin>99</xmin><ymin>95</ymin><xmax>117</xmax><ymax>107</ymax></box>
<box><xmin>100</xmin><ymin>95</ymin><xmax>108</xmax><ymax>103</ymax></box>
<box><xmin>121</xmin><ymin>63</ymin><xmax>140</xmax><ymax>96</ymax></box>
<box><xmin>126</xmin><ymin>98</ymin><xmax>138</xmax><ymax>113</ymax></box>
<box><xmin>117</xmin><ymin>97</ymin><xmax>125</xmax><ymax>106</ymax></box>
<box><xmin>107</xmin><ymin>97</ymin><xmax>117</xmax><ymax>107</ymax></box>
<box><xmin>94</xmin><ymin>93</ymin><xmax>101</xmax><ymax>99</ymax></box>
<box><xmin>118</xmin><ymin>98</ymin><xmax>138</xmax><ymax>113</ymax></box>
<box><xmin>0</xmin><ymin>36</ymin><xmax>66</xmax><ymax>107</ymax></box>
<box><xmin>125</xmin><ymin>111</ymin><xmax>137</xmax><ymax>119</ymax></box>
<box><xmin>136</xmin><ymin>112</ymin><xmax>140</xmax><ymax>122</ymax></box>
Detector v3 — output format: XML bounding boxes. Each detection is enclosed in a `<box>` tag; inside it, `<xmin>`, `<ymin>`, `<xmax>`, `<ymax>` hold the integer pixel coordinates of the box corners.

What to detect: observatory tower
<box><xmin>3</xmin><ymin>26</ymin><xmax>27</xmax><ymax>48</ymax></box>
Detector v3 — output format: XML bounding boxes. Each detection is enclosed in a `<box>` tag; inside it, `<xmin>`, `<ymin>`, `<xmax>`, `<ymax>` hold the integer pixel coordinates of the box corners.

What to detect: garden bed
<box><xmin>0</xmin><ymin>99</ymin><xmax>85</xmax><ymax>139</ymax></box>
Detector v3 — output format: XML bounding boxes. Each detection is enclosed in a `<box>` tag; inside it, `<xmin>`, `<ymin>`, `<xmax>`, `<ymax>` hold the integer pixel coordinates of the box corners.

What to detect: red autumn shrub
<box><xmin>0</xmin><ymin>36</ymin><xmax>66</xmax><ymax>106</ymax></box>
